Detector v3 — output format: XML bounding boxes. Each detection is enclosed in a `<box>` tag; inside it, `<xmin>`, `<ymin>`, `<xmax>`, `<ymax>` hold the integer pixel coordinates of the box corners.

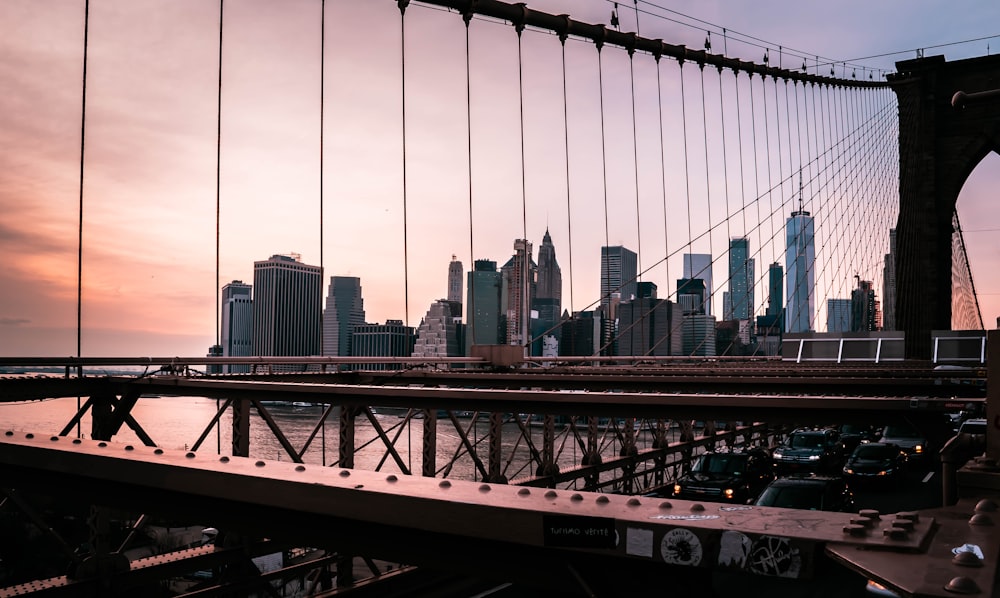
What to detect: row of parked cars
<box><xmin>668</xmin><ymin>422</ymin><xmax>937</xmax><ymax>512</ymax></box>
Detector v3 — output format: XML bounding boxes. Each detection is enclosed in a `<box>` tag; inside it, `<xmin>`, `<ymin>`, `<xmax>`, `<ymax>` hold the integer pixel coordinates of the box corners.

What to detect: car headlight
<box><xmin>877</xmin><ymin>470</ymin><xmax>888</xmax><ymax>476</ymax></box>
<box><xmin>914</xmin><ymin>444</ymin><xmax>923</xmax><ymax>453</ymax></box>
<box><xmin>773</xmin><ymin>450</ymin><xmax>783</xmax><ymax>459</ymax></box>
<box><xmin>808</xmin><ymin>455</ymin><xmax>821</xmax><ymax>461</ymax></box>
<box><xmin>724</xmin><ymin>488</ymin><xmax>735</xmax><ymax>499</ymax></box>
<box><xmin>844</xmin><ymin>468</ymin><xmax>854</xmax><ymax>474</ymax></box>
<box><xmin>673</xmin><ymin>484</ymin><xmax>682</xmax><ymax>495</ymax></box>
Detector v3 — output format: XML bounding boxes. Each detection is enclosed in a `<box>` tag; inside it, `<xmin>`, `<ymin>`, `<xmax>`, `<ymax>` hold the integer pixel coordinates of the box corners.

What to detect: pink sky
<box><xmin>1</xmin><ymin>0</ymin><xmax>998</xmax><ymax>357</ymax></box>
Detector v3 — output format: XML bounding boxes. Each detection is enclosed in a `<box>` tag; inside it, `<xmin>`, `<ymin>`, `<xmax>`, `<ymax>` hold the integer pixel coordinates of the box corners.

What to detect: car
<box><xmin>772</xmin><ymin>428</ymin><xmax>846</xmax><ymax>474</ymax></box>
<box><xmin>957</xmin><ymin>418</ymin><xmax>986</xmax><ymax>454</ymax></box>
<box><xmin>878</xmin><ymin>423</ymin><xmax>930</xmax><ymax>463</ymax></box>
<box><xmin>836</xmin><ymin>423</ymin><xmax>878</xmax><ymax>452</ymax></box>
<box><xmin>842</xmin><ymin>442</ymin><xmax>908</xmax><ymax>484</ymax></box>
<box><xmin>671</xmin><ymin>448</ymin><xmax>774</xmax><ymax>503</ymax></box>
<box><xmin>753</xmin><ymin>475</ymin><xmax>857</xmax><ymax>512</ymax></box>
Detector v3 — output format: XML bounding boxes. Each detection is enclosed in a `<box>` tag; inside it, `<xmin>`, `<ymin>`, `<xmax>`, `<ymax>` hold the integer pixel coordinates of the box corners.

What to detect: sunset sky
<box><xmin>1</xmin><ymin>0</ymin><xmax>998</xmax><ymax>357</ymax></box>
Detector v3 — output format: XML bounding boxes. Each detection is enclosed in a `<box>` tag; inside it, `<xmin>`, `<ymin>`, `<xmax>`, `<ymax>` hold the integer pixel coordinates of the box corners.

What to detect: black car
<box><xmin>772</xmin><ymin>428</ymin><xmax>846</xmax><ymax>474</ymax></box>
<box><xmin>842</xmin><ymin>442</ymin><xmax>908</xmax><ymax>484</ymax></box>
<box><xmin>753</xmin><ymin>475</ymin><xmax>857</xmax><ymax>512</ymax></box>
<box><xmin>672</xmin><ymin>448</ymin><xmax>774</xmax><ymax>503</ymax></box>
<box><xmin>836</xmin><ymin>423</ymin><xmax>878</xmax><ymax>452</ymax></box>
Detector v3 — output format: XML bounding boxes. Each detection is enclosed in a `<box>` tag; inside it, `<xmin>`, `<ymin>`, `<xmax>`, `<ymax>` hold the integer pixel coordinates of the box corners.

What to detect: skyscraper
<box><xmin>883</xmin><ymin>228</ymin><xmax>896</xmax><ymax>331</ymax></box>
<box><xmin>726</xmin><ymin>238</ymin><xmax>754</xmax><ymax>321</ymax></box>
<box><xmin>600</xmin><ymin>245</ymin><xmax>637</xmax><ymax>308</ymax></box>
<box><xmin>221</xmin><ymin>280</ymin><xmax>252</xmax><ymax>373</ymax></box>
<box><xmin>851</xmin><ymin>279</ymin><xmax>877</xmax><ymax>332</ymax></box>
<box><xmin>532</xmin><ymin>229</ymin><xmax>563</xmax><ymax>355</ymax></box>
<box><xmin>767</xmin><ymin>262</ymin><xmax>783</xmax><ymax>317</ymax></box>
<box><xmin>683</xmin><ymin>253</ymin><xmax>713</xmax><ymax>316</ymax></box>
<box><xmin>785</xmin><ymin>207</ymin><xmax>815</xmax><ymax>333</ymax></box>
<box><xmin>322</xmin><ymin>276</ymin><xmax>365</xmax><ymax>357</ymax></box>
<box><xmin>252</xmin><ymin>254</ymin><xmax>322</xmax><ymax>358</ymax></box>
<box><xmin>827</xmin><ymin>298</ymin><xmax>851</xmax><ymax>332</ymax></box>
<box><xmin>413</xmin><ymin>300</ymin><xmax>463</xmax><ymax>358</ymax></box>
<box><xmin>447</xmin><ymin>255</ymin><xmax>463</xmax><ymax>313</ymax></box>
<box><xmin>466</xmin><ymin>259</ymin><xmax>502</xmax><ymax>353</ymax></box>
<box><xmin>501</xmin><ymin>239</ymin><xmax>536</xmax><ymax>346</ymax></box>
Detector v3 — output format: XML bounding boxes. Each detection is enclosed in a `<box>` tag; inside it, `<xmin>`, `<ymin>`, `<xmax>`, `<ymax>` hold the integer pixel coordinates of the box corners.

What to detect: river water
<box><xmin>0</xmin><ymin>395</ymin><xmax>674</xmax><ymax>485</ymax></box>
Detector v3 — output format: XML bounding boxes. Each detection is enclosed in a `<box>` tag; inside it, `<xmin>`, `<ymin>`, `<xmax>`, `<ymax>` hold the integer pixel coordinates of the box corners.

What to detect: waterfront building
<box><xmin>252</xmin><ymin>254</ymin><xmax>322</xmax><ymax>359</ymax></box>
<box><xmin>726</xmin><ymin>238</ymin><xmax>754</xmax><ymax>321</ymax></box>
<box><xmin>352</xmin><ymin>320</ymin><xmax>415</xmax><ymax>370</ymax></box>
<box><xmin>322</xmin><ymin>276</ymin><xmax>365</xmax><ymax>358</ymax></box>
<box><xmin>785</xmin><ymin>207</ymin><xmax>815</xmax><ymax>333</ymax></box>
<box><xmin>827</xmin><ymin>298</ymin><xmax>852</xmax><ymax>333</ymax></box>
<box><xmin>466</xmin><ymin>259</ymin><xmax>503</xmax><ymax>354</ymax></box>
<box><xmin>221</xmin><ymin>280</ymin><xmax>252</xmax><ymax>373</ymax></box>
<box><xmin>501</xmin><ymin>239</ymin><xmax>536</xmax><ymax>347</ymax></box>
<box><xmin>683</xmin><ymin>253</ymin><xmax>713</xmax><ymax>316</ymax></box>
<box><xmin>412</xmin><ymin>300</ymin><xmax>463</xmax><ymax>359</ymax></box>
<box><xmin>883</xmin><ymin>228</ymin><xmax>896</xmax><ymax>330</ymax></box>
<box><xmin>600</xmin><ymin>246</ymin><xmax>637</xmax><ymax>308</ymax></box>
<box><xmin>447</xmin><ymin>256</ymin><xmax>463</xmax><ymax>315</ymax></box>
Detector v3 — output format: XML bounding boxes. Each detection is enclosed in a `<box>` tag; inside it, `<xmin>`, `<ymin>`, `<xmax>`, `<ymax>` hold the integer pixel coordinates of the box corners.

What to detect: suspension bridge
<box><xmin>1</xmin><ymin>0</ymin><xmax>999</xmax><ymax>596</ymax></box>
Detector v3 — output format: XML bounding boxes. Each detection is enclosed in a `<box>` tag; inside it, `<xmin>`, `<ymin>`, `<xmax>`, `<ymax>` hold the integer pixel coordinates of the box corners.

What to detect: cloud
<box><xmin>0</xmin><ymin>317</ymin><xmax>30</xmax><ymax>326</ymax></box>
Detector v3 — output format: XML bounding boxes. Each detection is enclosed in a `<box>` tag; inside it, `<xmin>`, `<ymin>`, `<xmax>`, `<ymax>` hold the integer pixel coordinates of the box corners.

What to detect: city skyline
<box><xmin>2</xmin><ymin>0</ymin><xmax>998</xmax><ymax>357</ymax></box>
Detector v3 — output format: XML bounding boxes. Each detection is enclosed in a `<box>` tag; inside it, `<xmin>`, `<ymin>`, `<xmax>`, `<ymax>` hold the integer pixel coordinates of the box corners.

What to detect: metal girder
<box><xmin>88</xmin><ymin>377</ymin><xmax>973</xmax><ymax>426</ymax></box>
<box><xmin>0</xmin><ymin>431</ymin><xmax>944</xmax><ymax>595</ymax></box>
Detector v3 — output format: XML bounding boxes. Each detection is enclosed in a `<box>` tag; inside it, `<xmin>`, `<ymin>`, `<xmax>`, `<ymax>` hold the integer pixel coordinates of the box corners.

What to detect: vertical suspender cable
<box><xmin>464</xmin><ymin>12</ymin><xmax>476</xmax><ymax>347</ymax></box>
<box><xmin>398</xmin><ymin>1</ymin><xmax>410</xmax><ymax>330</ymax></box>
<box><xmin>559</xmin><ymin>31</ymin><xmax>574</xmax><ymax>315</ymax></box>
<box><xmin>698</xmin><ymin>65</ymin><xmax>713</xmax><ymax>316</ymax></box>
<box><xmin>717</xmin><ymin>67</ymin><xmax>732</xmax><ymax>326</ymax></box>
<box><xmin>628</xmin><ymin>47</ymin><xmax>642</xmax><ymax>289</ymax></box>
<box><xmin>679</xmin><ymin>62</ymin><xmax>693</xmax><ymax>287</ymax></box>
<box><xmin>655</xmin><ymin>55</ymin><xmax>669</xmax><ymax>300</ymax></box>
<box><xmin>214</xmin><ymin>0</ymin><xmax>224</xmax><ymax>452</ymax></box>
<box><xmin>319</xmin><ymin>0</ymin><xmax>325</xmax><ymax>354</ymax></box>
<box><xmin>627</xmin><ymin>44</ymin><xmax>644</xmax><ymax>353</ymax></box>
<box><xmin>76</xmin><ymin>0</ymin><xmax>90</xmax><ymax>437</ymax></box>
<box><xmin>515</xmin><ymin>20</ymin><xmax>528</xmax><ymax>349</ymax></box>
<box><xmin>597</xmin><ymin>38</ymin><xmax>612</xmax><ymax>353</ymax></box>
<box><xmin>318</xmin><ymin>0</ymin><xmax>325</xmax><ymax>465</ymax></box>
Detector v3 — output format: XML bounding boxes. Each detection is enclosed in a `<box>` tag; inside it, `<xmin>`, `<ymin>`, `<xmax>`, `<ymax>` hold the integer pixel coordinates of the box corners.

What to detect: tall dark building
<box><xmin>252</xmin><ymin>254</ymin><xmax>322</xmax><ymax>359</ymax></box>
<box><xmin>466</xmin><ymin>259</ymin><xmax>503</xmax><ymax>353</ymax></box>
<box><xmin>532</xmin><ymin>229</ymin><xmax>563</xmax><ymax>355</ymax></box>
<box><xmin>851</xmin><ymin>279</ymin><xmax>878</xmax><ymax>332</ymax></box>
<box><xmin>883</xmin><ymin>228</ymin><xmax>896</xmax><ymax>331</ymax></box>
<box><xmin>616</xmin><ymin>297</ymin><xmax>681</xmax><ymax>357</ymax></box>
<box><xmin>767</xmin><ymin>262</ymin><xmax>784</xmax><ymax>317</ymax></box>
<box><xmin>725</xmin><ymin>238</ymin><xmax>754</xmax><ymax>321</ymax></box>
<box><xmin>559</xmin><ymin>311</ymin><xmax>604</xmax><ymax>357</ymax></box>
<box><xmin>322</xmin><ymin>276</ymin><xmax>365</xmax><ymax>357</ymax></box>
<box><xmin>447</xmin><ymin>255</ymin><xmax>463</xmax><ymax>315</ymax></box>
<box><xmin>600</xmin><ymin>245</ymin><xmax>637</xmax><ymax>308</ymax></box>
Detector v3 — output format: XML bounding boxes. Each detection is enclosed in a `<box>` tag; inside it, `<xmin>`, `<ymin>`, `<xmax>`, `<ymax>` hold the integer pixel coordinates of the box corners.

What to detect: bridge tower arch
<box><xmin>889</xmin><ymin>54</ymin><xmax>1000</xmax><ymax>358</ymax></box>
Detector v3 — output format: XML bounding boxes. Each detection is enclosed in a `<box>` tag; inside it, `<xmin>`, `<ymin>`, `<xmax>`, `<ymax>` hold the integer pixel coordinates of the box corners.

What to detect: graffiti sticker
<box><xmin>747</xmin><ymin>535</ymin><xmax>802</xmax><ymax>578</ymax></box>
<box><xmin>660</xmin><ymin>528</ymin><xmax>703</xmax><ymax>566</ymax></box>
